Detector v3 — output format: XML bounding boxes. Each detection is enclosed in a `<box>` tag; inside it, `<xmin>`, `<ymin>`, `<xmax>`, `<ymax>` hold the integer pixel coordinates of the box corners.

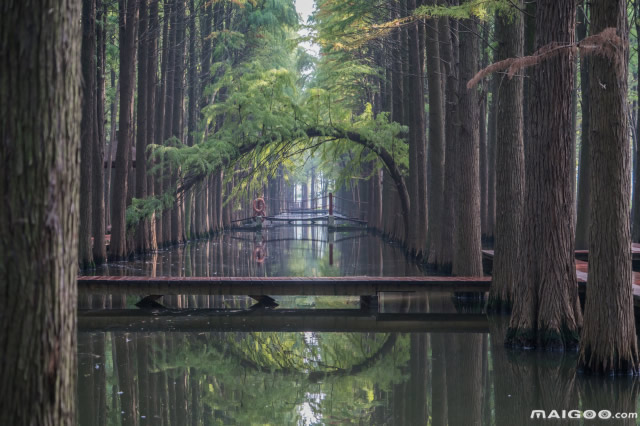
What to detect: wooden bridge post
<box><xmin>328</xmin><ymin>192</ymin><xmax>335</xmax><ymax>228</ymax></box>
<box><xmin>359</xmin><ymin>295</ymin><xmax>379</xmax><ymax>312</ymax></box>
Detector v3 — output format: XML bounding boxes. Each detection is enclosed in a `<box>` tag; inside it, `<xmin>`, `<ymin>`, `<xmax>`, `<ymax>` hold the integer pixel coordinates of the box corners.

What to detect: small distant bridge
<box><xmin>231</xmin><ymin>193</ymin><xmax>368</xmax><ymax>229</ymax></box>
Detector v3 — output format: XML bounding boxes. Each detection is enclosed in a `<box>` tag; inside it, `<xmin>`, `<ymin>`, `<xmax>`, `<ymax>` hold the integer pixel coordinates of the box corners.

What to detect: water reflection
<box><xmin>91</xmin><ymin>227</ymin><xmax>423</xmax><ymax>278</ymax></box>
<box><xmin>78</xmin><ymin>229</ymin><xmax>640</xmax><ymax>424</ymax></box>
<box><xmin>78</xmin><ymin>307</ymin><xmax>640</xmax><ymax>425</ymax></box>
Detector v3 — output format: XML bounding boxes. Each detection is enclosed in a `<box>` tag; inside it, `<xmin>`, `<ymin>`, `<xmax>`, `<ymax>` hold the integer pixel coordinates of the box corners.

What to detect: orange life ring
<box><xmin>253</xmin><ymin>245</ymin><xmax>266</xmax><ymax>263</ymax></box>
<box><xmin>253</xmin><ymin>197</ymin><xmax>266</xmax><ymax>216</ymax></box>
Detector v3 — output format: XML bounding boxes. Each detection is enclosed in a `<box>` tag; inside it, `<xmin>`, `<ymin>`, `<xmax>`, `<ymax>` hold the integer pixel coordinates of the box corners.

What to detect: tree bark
<box><xmin>507</xmin><ymin>0</ymin><xmax>582</xmax><ymax>350</ymax></box>
<box><xmin>488</xmin><ymin>3</ymin><xmax>525</xmax><ymax>312</ymax></box>
<box><xmin>453</xmin><ymin>4</ymin><xmax>482</xmax><ymax>277</ymax></box>
<box><xmin>578</xmin><ymin>0</ymin><xmax>639</xmax><ymax>375</ymax></box>
<box><xmin>435</xmin><ymin>14</ymin><xmax>458</xmax><ymax>272</ymax></box>
<box><xmin>575</xmin><ymin>2</ymin><xmax>591</xmax><ymax>250</ymax></box>
<box><xmin>110</xmin><ymin>0</ymin><xmax>139</xmax><ymax>260</ymax></box>
<box><xmin>425</xmin><ymin>0</ymin><xmax>445</xmax><ymax>264</ymax></box>
<box><xmin>105</xmin><ymin>73</ymin><xmax>119</xmax><ymax>231</ymax></box>
<box><xmin>406</xmin><ymin>0</ymin><xmax>428</xmax><ymax>257</ymax></box>
<box><xmin>146</xmin><ymin>0</ymin><xmax>159</xmax><ymax>251</ymax></box>
<box><xmin>171</xmin><ymin>0</ymin><xmax>186</xmax><ymax>244</ymax></box>
<box><xmin>79</xmin><ymin>0</ymin><xmax>97</xmax><ymax>268</ymax></box>
<box><xmin>93</xmin><ymin>0</ymin><xmax>107</xmax><ymax>264</ymax></box>
<box><xmin>135</xmin><ymin>0</ymin><xmax>150</xmax><ymax>254</ymax></box>
<box><xmin>632</xmin><ymin>2</ymin><xmax>640</xmax><ymax>243</ymax></box>
<box><xmin>162</xmin><ymin>0</ymin><xmax>176</xmax><ymax>246</ymax></box>
<box><xmin>0</xmin><ymin>0</ymin><xmax>80</xmax><ymax>423</ymax></box>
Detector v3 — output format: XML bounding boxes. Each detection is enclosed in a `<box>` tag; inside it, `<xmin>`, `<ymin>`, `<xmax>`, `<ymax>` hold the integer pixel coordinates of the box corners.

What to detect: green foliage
<box><xmin>125</xmin><ymin>193</ymin><xmax>174</xmax><ymax>228</ymax></box>
<box><xmin>133</xmin><ymin>0</ymin><xmax>410</xmax><ymax>227</ymax></box>
<box><xmin>414</xmin><ymin>0</ymin><xmax>514</xmax><ymax>21</ymax></box>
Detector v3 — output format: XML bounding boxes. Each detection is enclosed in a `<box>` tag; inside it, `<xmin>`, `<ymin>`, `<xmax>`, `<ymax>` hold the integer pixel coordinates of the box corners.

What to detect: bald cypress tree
<box><xmin>507</xmin><ymin>0</ymin><xmax>582</xmax><ymax>350</ymax></box>
<box><xmin>578</xmin><ymin>0</ymin><xmax>639</xmax><ymax>375</ymax></box>
<box><xmin>79</xmin><ymin>0</ymin><xmax>97</xmax><ymax>268</ymax></box>
<box><xmin>110</xmin><ymin>0</ymin><xmax>139</xmax><ymax>259</ymax></box>
<box><xmin>0</xmin><ymin>0</ymin><xmax>81</xmax><ymax>422</ymax></box>
<box><xmin>453</xmin><ymin>0</ymin><xmax>482</xmax><ymax>277</ymax></box>
<box><xmin>488</xmin><ymin>3</ymin><xmax>525</xmax><ymax>312</ymax></box>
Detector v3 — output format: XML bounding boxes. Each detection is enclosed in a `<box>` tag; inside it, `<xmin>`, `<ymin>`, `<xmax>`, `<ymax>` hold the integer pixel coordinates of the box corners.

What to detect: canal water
<box><xmin>77</xmin><ymin>227</ymin><xmax>640</xmax><ymax>425</ymax></box>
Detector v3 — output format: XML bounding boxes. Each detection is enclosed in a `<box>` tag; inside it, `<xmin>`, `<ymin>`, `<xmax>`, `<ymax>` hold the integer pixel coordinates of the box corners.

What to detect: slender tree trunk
<box><xmin>453</xmin><ymin>3</ymin><xmax>482</xmax><ymax>277</ymax></box>
<box><xmin>578</xmin><ymin>0</ymin><xmax>639</xmax><ymax>375</ymax></box>
<box><xmin>110</xmin><ymin>0</ymin><xmax>139</xmax><ymax>260</ymax></box>
<box><xmin>0</xmin><ymin>0</ymin><xmax>80</xmax><ymax>422</ymax></box>
<box><xmin>406</xmin><ymin>0</ymin><xmax>428</xmax><ymax>257</ymax></box>
<box><xmin>479</xmin><ymin>23</ymin><xmax>489</xmax><ymax>240</ymax></box>
<box><xmin>191</xmin><ymin>0</ymin><xmax>203</xmax><ymax>237</ymax></box>
<box><xmin>436</xmin><ymin>14</ymin><xmax>458</xmax><ymax>272</ymax></box>
<box><xmin>575</xmin><ymin>2</ymin><xmax>591</xmax><ymax>249</ymax></box>
<box><xmin>79</xmin><ymin>0</ymin><xmax>97</xmax><ymax>268</ymax></box>
<box><xmin>486</xmin><ymin>73</ymin><xmax>497</xmax><ymax>244</ymax></box>
<box><xmin>425</xmin><ymin>0</ymin><xmax>445</xmax><ymax>263</ymax></box>
<box><xmin>507</xmin><ymin>0</ymin><xmax>582</xmax><ymax>350</ymax></box>
<box><xmin>162</xmin><ymin>0</ymin><xmax>176</xmax><ymax>246</ymax></box>
<box><xmin>155</xmin><ymin>0</ymin><xmax>169</xmax><ymax>247</ymax></box>
<box><xmin>146</xmin><ymin>0</ymin><xmax>159</xmax><ymax>251</ymax></box>
<box><xmin>135</xmin><ymin>0</ymin><xmax>150</xmax><ymax>254</ymax></box>
<box><xmin>105</xmin><ymin>73</ymin><xmax>119</xmax><ymax>231</ymax></box>
<box><xmin>199</xmin><ymin>1</ymin><xmax>213</xmax><ymax>235</ymax></box>
<box><xmin>171</xmin><ymin>0</ymin><xmax>186</xmax><ymax>244</ymax></box>
<box><xmin>488</xmin><ymin>3</ymin><xmax>525</xmax><ymax>312</ymax></box>
<box><xmin>93</xmin><ymin>0</ymin><xmax>107</xmax><ymax>264</ymax></box>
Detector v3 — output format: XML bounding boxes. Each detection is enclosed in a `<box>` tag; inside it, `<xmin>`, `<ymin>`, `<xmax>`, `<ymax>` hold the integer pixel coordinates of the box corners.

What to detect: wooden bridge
<box><xmin>77</xmin><ymin>275</ymin><xmax>491</xmax><ymax>297</ymax></box>
<box><xmin>232</xmin><ymin>193</ymin><xmax>368</xmax><ymax>229</ymax></box>
<box><xmin>482</xmin><ymin>249</ymin><xmax>640</xmax><ymax>305</ymax></box>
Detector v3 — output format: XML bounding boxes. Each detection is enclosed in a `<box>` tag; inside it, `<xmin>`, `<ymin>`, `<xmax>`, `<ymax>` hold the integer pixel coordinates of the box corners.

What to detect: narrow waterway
<box><xmin>77</xmin><ymin>227</ymin><xmax>640</xmax><ymax>425</ymax></box>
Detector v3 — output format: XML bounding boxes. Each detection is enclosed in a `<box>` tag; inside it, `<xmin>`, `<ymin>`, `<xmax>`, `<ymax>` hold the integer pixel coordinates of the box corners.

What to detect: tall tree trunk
<box><xmin>198</xmin><ymin>0</ymin><xmax>213</xmax><ymax>236</ymax></box>
<box><xmin>162</xmin><ymin>0</ymin><xmax>176</xmax><ymax>246</ymax></box>
<box><xmin>93</xmin><ymin>0</ymin><xmax>107</xmax><ymax>264</ymax></box>
<box><xmin>507</xmin><ymin>0</ymin><xmax>582</xmax><ymax>350</ymax></box>
<box><xmin>155</xmin><ymin>0</ymin><xmax>169</xmax><ymax>247</ymax></box>
<box><xmin>146</xmin><ymin>0</ymin><xmax>159</xmax><ymax>251</ymax></box>
<box><xmin>189</xmin><ymin>0</ymin><xmax>201</xmax><ymax>237</ymax></box>
<box><xmin>105</xmin><ymin>73</ymin><xmax>119</xmax><ymax>231</ymax></box>
<box><xmin>578</xmin><ymin>0</ymin><xmax>639</xmax><ymax>375</ymax></box>
<box><xmin>575</xmin><ymin>2</ymin><xmax>591</xmax><ymax>249</ymax></box>
<box><xmin>406</xmin><ymin>0</ymin><xmax>427</xmax><ymax>257</ymax></box>
<box><xmin>453</xmin><ymin>3</ymin><xmax>482</xmax><ymax>277</ymax></box>
<box><xmin>79</xmin><ymin>0</ymin><xmax>97</xmax><ymax>268</ymax></box>
<box><xmin>632</xmin><ymin>2</ymin><xmax>640</xmax><ymax>243</ymax></box>
<box><xmin>171</xmin><ymin>0</ymin><xmax>186</xmax><ymax>244</ymax></box>
<box><xmin>425</xmin><ymin>0</ymin><xmax>445</xmax><ymax>264</ymax></box>
<box><xmin>479</xmin><ymin>23</ymin><xmax>489</xmax><ymax>240</ymax></box>
<box><xmin>488</xmin><ymin>3</ymin><xmax>525</xmax><ymax>312</ymax></box>
<box><xmin>110</xmin><ymin>0</ymin><xmax>139</xmax><ymax>260</ymax></box>
<box><xmin>435</xmin><ymin>14</ymin><xmax>458</xmax><ymax>272</ymax></box>
<box><xmin>0</xmin><ymin>0</ymin><xmax>80</xmax><ymax>422</ymax></box>
<box><xmin>486</xmin><ymin>73</ymin><xmax>497</xmax><ymax>244</ymax></box>
<box><xmin>135</xmin><ymin>0</ymin><xmax>150</xmax><ymax>254</ymax></box>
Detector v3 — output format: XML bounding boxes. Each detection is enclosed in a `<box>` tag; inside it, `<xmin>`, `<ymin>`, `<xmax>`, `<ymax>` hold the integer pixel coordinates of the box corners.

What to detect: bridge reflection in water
<box><xmin>77</xmin><ymin>227</ymin><xmax>640</xmax><ymax>426</ymax></box>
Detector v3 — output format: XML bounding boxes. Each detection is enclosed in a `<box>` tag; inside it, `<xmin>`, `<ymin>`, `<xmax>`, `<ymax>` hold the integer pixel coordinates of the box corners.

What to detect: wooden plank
<box><xmin>77</xmin><ymin>275</ymin><xmax>492</xmax><ymax>296</ymax></box>
<box><xmin>77</xmin><ymin>309</ymin><xmax>489</xmax><ymax>333</ymax></box>
<box><xmin>482</xmin><ymin>250</ymin><xmax>640</xmax><ymax>306</ymax></box>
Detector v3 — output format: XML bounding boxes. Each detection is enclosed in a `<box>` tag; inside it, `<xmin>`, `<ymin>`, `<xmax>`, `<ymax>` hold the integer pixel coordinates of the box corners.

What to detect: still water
<box><xmin>78</xmin><ymin>227</ymin><xmax>640</xmax><ymax>425</ymax></box>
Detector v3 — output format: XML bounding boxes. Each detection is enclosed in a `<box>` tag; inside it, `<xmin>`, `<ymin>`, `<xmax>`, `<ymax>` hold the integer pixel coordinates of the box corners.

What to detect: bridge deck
<box><xmin>482</xmin><ymin>250</ymin><xmax>640</xmax><ymax>305</ymax></box>
<box><xmin>77</xmin><ymin>275</ymin><xmax>491</xmax><ymax>296</ymax></box>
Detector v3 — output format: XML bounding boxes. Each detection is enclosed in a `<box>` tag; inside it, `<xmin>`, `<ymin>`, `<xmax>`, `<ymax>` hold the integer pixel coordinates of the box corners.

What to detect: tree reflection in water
<box><xmin>78</xmin><ymin>230</ymin><xmax>640</xmax><ymax>424</ymax></box>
